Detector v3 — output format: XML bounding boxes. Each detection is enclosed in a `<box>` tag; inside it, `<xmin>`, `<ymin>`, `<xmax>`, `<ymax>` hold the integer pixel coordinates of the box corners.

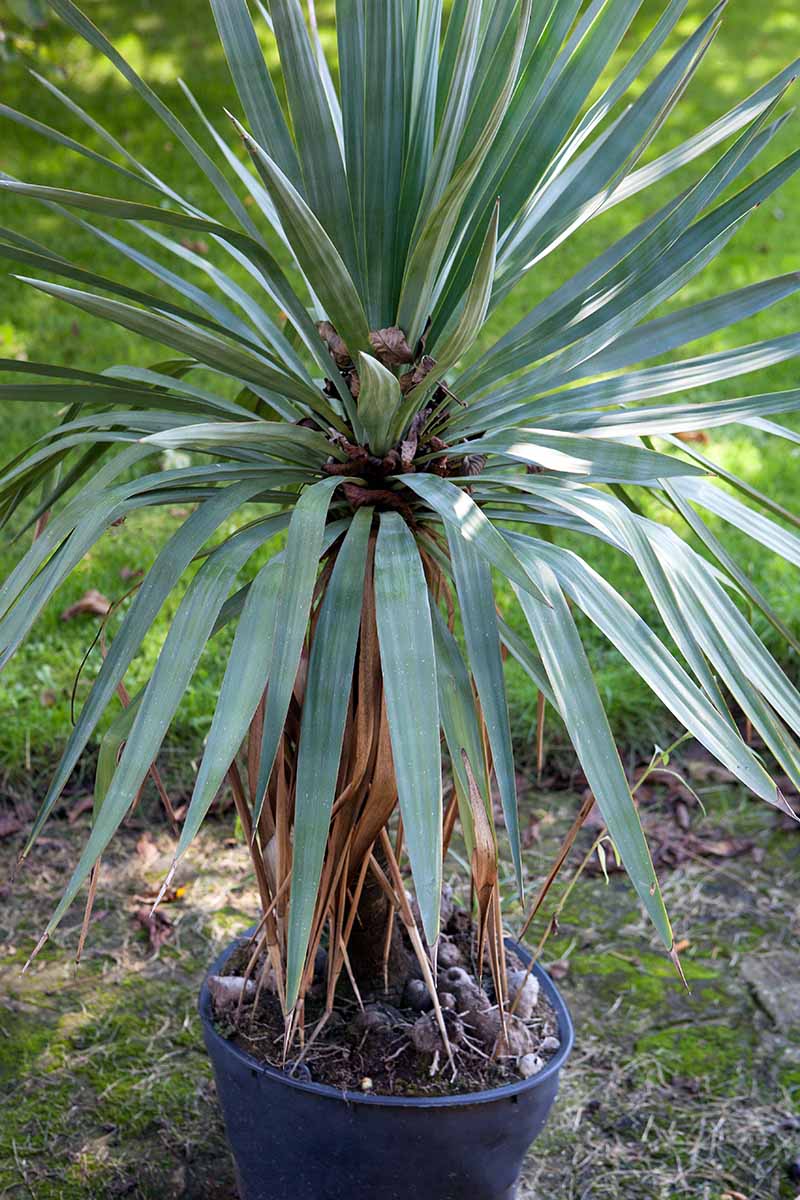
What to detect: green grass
<box><xmin>1</xmin><ymin>0</ymin><xmax>799</xmax><ymax>791</ymax></box>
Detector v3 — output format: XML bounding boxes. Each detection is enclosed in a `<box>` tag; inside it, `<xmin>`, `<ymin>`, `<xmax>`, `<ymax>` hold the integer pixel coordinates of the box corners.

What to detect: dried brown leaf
<box><xmin>462</xmin><ymin>750</ymin><xmax>497</xmax><ymax>975</ymax></box>
<box><xmin>134</xmin><ymin>907</ymin><xmax>173</xmax><ymax>950</ymax></box>
<box><xmin>399</xmin><ymin>355</ymin><xmax>436</xmax><ymax>394</ymax></box>
<box><xmin>61</xmin><ymin>588</ymin><xmax>111</xmax><ymax>621</ymax></box>
<box><xmin>368</xmin><ymin>326</ymin><xmax>415</xmax><ymax>366</ymax></box>
<box><xmin>67</xmin><ymin>795</ymin><xmax>94</xmax><ymax>824</ymax></box>
<box><xmin>317</xmin><ymin>320</ymin><xmax>352</xmax><ymax>369</ymax></box>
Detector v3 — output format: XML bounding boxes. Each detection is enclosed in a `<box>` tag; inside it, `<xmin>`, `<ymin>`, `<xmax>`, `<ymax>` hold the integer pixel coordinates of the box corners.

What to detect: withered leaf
<box><xmin>414</xmin><ymin>315</ymin><xmax>432</xmax><ymax>359</ymax></box>
<box><xmin>462</xmin><ymin>454</ymin><xmax>487</xmax><ymax>477</ymax></box>
<box><xmin>317</xmin><ymin>321</ymin><xmax>352</xmax><ymax>369</ymax></box>
<box><xmin>61</xmin><ymin>589</ymin><xmax>111</xmax><ymax>621</ymax></box>
<box><xmin>134</xmin><ymin>907</ymin><xmax>174</xmax><ymax>950</ymax></box>
<box><xmin>400</xmin><ymin>354</ymin><xmax>436</xmax><ymax>394</ymax></box>
<box><xmin>462</xmin><ymin>749</ymin><xmax>497</xmax><ymax>973</ymax></box>
<box><xmin>68</xmin><ymin>795</ymin><xmax>94</xmax><ymax>824</ymax></box>
<box><xmin>400</xmin><ymin>437</ymin><xmax>417</xmax><ymax>470</ymax></box>
<box><xmin>134</xmin><ymin>885</ymin><xmax>187</xmax><ymax>906</ymax></box>
<box><xmin>368</xmin><ymin>326</ymin><xmax>415</xmax><ymax>366</ymax></box>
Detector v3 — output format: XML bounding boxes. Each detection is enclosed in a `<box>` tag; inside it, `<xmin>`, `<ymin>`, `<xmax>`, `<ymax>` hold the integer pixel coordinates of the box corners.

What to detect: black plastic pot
<box><xmin>199</xmin><ymin>933</ymin><xmax>574</xmax><ymax>1200</ymax></box>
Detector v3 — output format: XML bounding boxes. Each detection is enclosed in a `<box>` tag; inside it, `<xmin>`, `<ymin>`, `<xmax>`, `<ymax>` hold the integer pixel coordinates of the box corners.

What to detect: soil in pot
<box><xmin>208</xmin><ymin>906</ymin><xmax>561</xmax><ymax>1097</ymax></box>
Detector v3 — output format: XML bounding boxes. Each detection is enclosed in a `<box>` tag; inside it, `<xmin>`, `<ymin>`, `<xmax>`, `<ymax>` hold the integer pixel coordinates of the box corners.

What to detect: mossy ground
<box><xmin>2</xmin><ymin>777</ymin><xmax>799</xmax><ymax>1199</ymax></box>
<box><xmin>1</xmin><ymin>0</ymin><xmax>800</xmax><ymax>790</ymax></box>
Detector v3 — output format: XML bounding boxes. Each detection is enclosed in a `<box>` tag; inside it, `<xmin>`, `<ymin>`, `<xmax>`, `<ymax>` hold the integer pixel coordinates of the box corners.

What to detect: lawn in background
<box><xmin>1</xmin><ymin>0</ymin><xmax>799</xmax><ymax>793</ymax></box>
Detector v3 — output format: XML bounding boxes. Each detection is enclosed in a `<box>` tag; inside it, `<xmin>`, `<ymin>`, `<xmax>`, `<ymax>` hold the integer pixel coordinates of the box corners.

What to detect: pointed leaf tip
<box><xmin>669</xmin><ymin>944</ymin><xmax>691</xmax><ymax>993</ymax></box>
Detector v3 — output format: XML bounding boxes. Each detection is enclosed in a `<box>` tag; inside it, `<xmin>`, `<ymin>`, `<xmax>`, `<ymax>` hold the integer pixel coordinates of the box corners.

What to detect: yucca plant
<box><xmin>2</xmin><ymin>0</ymin><xmax>800</xmax><ymax>1092</ymax></box>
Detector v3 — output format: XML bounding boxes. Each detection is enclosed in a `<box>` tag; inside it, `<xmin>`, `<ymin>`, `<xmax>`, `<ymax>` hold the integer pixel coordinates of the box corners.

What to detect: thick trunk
<box><xmin>346</xmin><ymin>859</ymin><xmax>414</xmax><ymax>1002</ymax></box>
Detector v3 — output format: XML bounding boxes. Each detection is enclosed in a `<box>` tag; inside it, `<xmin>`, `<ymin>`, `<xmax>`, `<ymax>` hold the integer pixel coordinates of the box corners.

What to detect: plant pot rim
<box><xmin>199</xmin><ymin>930</ymin><xmax>575</xmax><ymax>1110</ymax></box>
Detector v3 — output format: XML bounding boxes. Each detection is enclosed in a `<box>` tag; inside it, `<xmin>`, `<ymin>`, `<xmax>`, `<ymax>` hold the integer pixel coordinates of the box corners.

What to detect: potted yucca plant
<box><xmin>3</xmin><ymin>1</ymin><xmax>800</xmax><ymax>1197</ymax></box>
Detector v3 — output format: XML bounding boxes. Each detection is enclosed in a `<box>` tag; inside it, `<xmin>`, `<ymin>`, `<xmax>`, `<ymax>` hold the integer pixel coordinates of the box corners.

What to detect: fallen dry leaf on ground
<box><xmin>134</xmin><ymin>907</ymin><xmax>174</xmax><ymax>950</ymax></box>
<box><xmin>67</xmin><ymin>795</ymin><xmax>94</xmax><ymax>824</ymax></box>
<box><xmin>133</xmin><ymin>885</ymin><xmax>187</xmax><ymax>906</ymax></box>
<box><xmin>585</xmin><ymin>819</ymin><xmax>754</xmax><ymax>874</ymax></box>
<box><xmin>61</xmin><ymin>589</ymin><xmax>111</xmax><ymax>621</ymax></box>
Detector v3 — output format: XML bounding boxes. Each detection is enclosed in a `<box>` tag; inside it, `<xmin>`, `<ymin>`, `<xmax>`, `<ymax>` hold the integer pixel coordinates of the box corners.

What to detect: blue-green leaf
<box><xmin>374</xmin><ymin>512</ymin><xmax>442</xmax><ymax>946</ymax></box>
<box><xmin>254</xmin><ymin>477</ymin><xmax>351</xmax><ymax>817</ymax></box>
<box><xmin>515</xmin><ymin>564</ymin><xmax>673</xmax><ymax>949</ymax></box>
<box><xmin>446</xmin><ymin>528</ymin><xmax>522</xmax><ymax>892</ymax></box>
<box><xmin>286</xmin><ymin>506</ymin><xmax>372</xmax><ymax>1006</ymax></box>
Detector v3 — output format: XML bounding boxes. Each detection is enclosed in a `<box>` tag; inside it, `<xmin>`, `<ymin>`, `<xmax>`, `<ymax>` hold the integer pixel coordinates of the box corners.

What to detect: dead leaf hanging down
<box><xmin>0</xmin><ymin>812</ymin><xmax>22</xmax><ymax>839</ymax></box>
<box><xmin>61</xmin><ymin>589</ymin><xmax>111</xmax><ymax>621</ymax></box>
<box><xmin>400</xmin><ymin>354</ymin><xmax>436</xmax><ymax>394</ymax></box>
<box><xmin>368</xmin><ymin>326</ymin><xmax>415</xmax><ymax>366</ymax></box>
<box><xmin>317</xmin><ymin>320</ymin><xmax>352</xmax><ymax>369</ymax></box>
<box><xmin>134</xmin><ymin>907</ymin><xmax>174</xmax><ymax>951</ymax></box>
